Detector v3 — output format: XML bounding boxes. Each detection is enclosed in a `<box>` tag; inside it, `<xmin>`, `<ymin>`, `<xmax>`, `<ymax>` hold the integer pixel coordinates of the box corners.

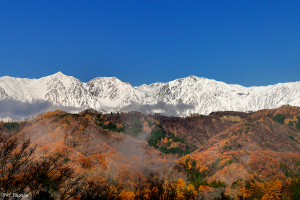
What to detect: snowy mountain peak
<box><xmin>53</xmin><ymin>71</ymin><xmax>64</xmax><ymax>76</ymax></box>
<box><xmin>0</xmin><ymin>73</ymin><xmax>300</xmax><ymax>117</ymax></box>
<box><xmin>44</xmin><ymin>71</ymin><xmax>73</xmax><ymax>80</ymax></box>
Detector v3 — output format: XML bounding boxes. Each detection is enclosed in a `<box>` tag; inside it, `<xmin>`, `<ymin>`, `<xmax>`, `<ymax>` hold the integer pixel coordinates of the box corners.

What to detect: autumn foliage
<box><xmin>1</xmin><ymin>106</ymin><xmax>300</xmax><ymax>199</ymax></box>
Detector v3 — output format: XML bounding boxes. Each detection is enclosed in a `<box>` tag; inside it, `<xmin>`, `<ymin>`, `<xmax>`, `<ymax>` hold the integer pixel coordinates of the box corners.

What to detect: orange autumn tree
<box><xmin>26</xmin><ymin>154</ymin><xmax>83</xmax><ymax>200</ymax></box>
<box><xmin>0</xmin><ymin>135</ymin><xmax>36</xmax><ymax>196</ymax></box>
<box><xmin>0</xmin><ymin>133</ymin><xmax>82</xmax><ymax>200</ymax></box>
<box><xmin>132</xmin><ymin>176</ymin><xmax>197</xmax><ymax>200</ymax></box>
<box><xmin>176</xmin><ymin>154</ymin><xmax>208</xmax><ymax>189</ymax></box>
<box><xmin>238</xmin><ymin>179</ymin><xmax>283</xmax><ymax>200</ymax></box>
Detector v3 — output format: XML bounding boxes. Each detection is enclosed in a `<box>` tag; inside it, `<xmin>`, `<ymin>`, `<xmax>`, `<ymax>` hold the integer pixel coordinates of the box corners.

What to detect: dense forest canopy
<box><xmin>1</xmin><ymin>105</ymin><xmax>300</xmax><ymax>199</ymax></box>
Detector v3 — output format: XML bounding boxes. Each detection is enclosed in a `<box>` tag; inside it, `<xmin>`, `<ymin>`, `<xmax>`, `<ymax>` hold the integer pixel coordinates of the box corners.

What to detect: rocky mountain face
<box><xmin>1</xmin><ymin>72</ymin><xmax>300</xmax><ymax>117</ymax></box>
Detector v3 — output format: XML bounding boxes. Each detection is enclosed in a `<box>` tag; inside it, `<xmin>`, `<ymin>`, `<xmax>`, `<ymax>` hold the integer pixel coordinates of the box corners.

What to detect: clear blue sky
<box><xmin>1</xmin><ymin>1</ymin><xmax>300</xmax><ymax>87</ymax></box>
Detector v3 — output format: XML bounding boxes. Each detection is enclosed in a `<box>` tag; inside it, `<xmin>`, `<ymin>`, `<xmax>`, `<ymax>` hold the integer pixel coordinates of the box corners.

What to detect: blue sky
<box><xmin>1</xmin><ymin>1</ymin><xmax>300</xmax><ymax>87</ymax></box>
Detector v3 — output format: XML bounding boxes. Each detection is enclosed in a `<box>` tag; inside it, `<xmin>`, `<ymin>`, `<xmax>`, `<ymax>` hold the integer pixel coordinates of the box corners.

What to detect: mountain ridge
<box><xmin>1</xmin><ymin>106</ymin><xmax>300</xmax><ymax>199</ymax></box>
<box><xmin>1</xmin><ymin>72</ymin><xmax>300</xmax><ymax>118</ymax></box>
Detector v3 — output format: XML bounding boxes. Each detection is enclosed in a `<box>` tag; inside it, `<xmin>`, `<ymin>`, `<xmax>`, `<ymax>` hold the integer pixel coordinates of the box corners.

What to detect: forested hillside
<box><xmin>1</xmin><ymin>105</ymin><xmax>300</xmax><ymax>199</ymax></box>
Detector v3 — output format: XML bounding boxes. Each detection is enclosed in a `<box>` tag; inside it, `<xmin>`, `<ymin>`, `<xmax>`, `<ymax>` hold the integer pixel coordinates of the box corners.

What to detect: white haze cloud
<box><xmin>0</xmin><ymin>98</ymin><xmax>195</xmax><ymax>122</ymax></box>
<box><xmin>120</xmin><ymin>102</ymin><xmax>195</xmax><ymax>117</ymax></box>
<box><xmin>0</xmin><ymin>98</ymin><xmax>82</xmax><ymax>120</ymax></box>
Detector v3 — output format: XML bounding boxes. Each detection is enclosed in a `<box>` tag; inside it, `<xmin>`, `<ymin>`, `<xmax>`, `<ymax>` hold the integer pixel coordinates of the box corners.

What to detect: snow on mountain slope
<box><xmin>87</xmin><ymin>77</ymin><xmax>143</xmax><ymax>109</ymax></box>
<box><xmin>0</xmin><ymin>72</ymin><xmax>300</xmax><ymax>118</ymax></box>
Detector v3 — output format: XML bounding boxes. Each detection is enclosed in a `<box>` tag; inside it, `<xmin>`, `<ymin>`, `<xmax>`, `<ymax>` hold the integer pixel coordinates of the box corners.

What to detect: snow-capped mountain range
<box><xmin>1</xmin><ymin>72</ymin><xmax>300</xmax><ymax>119</ymax></box>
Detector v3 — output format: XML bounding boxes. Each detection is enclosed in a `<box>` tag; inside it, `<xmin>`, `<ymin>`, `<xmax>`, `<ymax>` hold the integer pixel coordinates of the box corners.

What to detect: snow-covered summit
<box><xmin>1</xmin><ymin>72</ymin><xmax>300</xmax><ymax>117</ymax></box>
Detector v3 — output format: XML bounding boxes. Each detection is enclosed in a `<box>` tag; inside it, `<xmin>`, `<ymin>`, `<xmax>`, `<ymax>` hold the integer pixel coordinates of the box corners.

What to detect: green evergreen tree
<box><xmin>274</xmin><ymin>114</ymin><xmax>285</xmax><ymax>124</ymax></box>
<box><xmin>291</xmin><ymin>179</ymin><xmax>300</xmax><ymax>200</ymax></box>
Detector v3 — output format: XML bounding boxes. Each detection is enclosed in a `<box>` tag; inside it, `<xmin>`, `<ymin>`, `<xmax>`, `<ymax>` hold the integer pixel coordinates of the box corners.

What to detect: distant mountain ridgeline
<box><xmin>1</xmin><ymin>72</ymin><xmax>300</xmax><ymax>121</ymax></box>
<box><xmin>1</xmin><ymin>105</ymin><xmax>300</xmax><ymax>199</ymax></box>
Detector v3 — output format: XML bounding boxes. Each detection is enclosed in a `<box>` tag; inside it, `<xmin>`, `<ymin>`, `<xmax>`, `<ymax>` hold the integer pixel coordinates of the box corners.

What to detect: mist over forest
<box><xmin>1</xmin><ymin>105</ymin><xmax>300</xmax><ymax>199</ymax></box>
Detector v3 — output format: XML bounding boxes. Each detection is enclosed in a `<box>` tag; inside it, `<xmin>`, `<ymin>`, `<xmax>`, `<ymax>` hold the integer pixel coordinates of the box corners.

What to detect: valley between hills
<box><xmin>1</xmin><ymin>105</ymin><xmax>300</xmax><ymax>199</ymax></box>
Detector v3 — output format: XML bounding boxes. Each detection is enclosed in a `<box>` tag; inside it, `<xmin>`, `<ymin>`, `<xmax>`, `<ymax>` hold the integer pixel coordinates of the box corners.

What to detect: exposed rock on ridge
<box><xmin>0</xmin><ymin>72</ymin><xmax>300</xmax><ymax>117</ymax></box>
